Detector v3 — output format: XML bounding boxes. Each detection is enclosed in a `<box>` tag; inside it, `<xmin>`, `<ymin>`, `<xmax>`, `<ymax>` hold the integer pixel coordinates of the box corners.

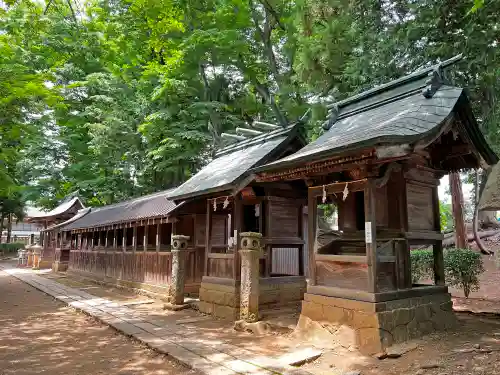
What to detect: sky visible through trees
<box><xmin>0</xmin><ymin>0</ymin><xmax>498</xmax><ymax>215</ymax></box>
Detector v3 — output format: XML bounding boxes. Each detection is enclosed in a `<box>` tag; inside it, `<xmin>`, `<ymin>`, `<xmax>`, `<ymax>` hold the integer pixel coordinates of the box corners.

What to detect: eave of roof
<box><xmin>168</xmin><ymin>122</ymin><xmax>304</xmax><ymax>201</ymax></box>
<box><xmin>256</xmin><ymin>58</ymin><xmax>497</xmax><ymax>175</ymax></box>
<box><xmin>28</xmin><ymin>197</ymin><xmax>84</xmax><ymax>221</ymax></box>
<box><xmin>56</xmin><ymin>189</ymin><xmax>179</xmax><ymax>231</ymax></box>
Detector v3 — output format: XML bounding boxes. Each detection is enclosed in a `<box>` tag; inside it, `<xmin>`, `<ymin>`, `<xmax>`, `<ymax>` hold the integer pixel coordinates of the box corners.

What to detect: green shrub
<box><xmin>410</xmin><ymin>249</ymin><xmax>434</xmax><ymax>284</ymax></box>
<box><xmin>410</xmin><ymin>248</ymin><xmax>485</xmax><ymax>298</ymax></box>
<box><xmin>444</xmin><ymin>248</ymin><xmax>484</xmax><ymax>298</ymax></box>
<box><xmin>0</xmin><ymin>242</ymin><xmax>26</xmax><ymax>254</ymax></box>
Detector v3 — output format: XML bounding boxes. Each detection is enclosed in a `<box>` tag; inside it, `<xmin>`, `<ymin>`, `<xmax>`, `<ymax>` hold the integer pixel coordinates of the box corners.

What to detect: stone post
<box><xmin>31</xmin><ymin>243</ymin><xmax>42</xmax><ymax>269</ymax></box>
<box><xmin>26</xmin><ymin>243</ymin><xmax>34</xmax><ymax>268</ymax></box>
<box><xmin>239</xmin><ymin>232</ymin><xmax>262</xmax><ymax>322</ymax></box>
<box><xmin>167</xmin><ymin>235</ymin><xmax>190</xmax><ymax>308</ymax></box>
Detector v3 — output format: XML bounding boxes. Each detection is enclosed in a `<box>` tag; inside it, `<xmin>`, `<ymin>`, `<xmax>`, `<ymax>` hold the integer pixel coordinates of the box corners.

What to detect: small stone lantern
<box><xmin>167</xmin><ymin>235</ymin><xmax>190</xmax><ymax>308</ymax></box>
<box><xmin>239</xmin><ymin>232</ymin><xmax>262</xmax><ymax>322</ymax></box>
<box><xmin>240</xmin><ymin>232</ymin><xmax>263</xmax><ymax>252</ymax></box>
<box><xmin>171</xmin><ymin>235</ymin><xmax>190</xmax><ymax>251</ymax></box>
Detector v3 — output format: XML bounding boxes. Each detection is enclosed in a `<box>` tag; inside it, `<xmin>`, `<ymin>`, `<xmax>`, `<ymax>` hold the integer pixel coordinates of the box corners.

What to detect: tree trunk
<box><xmin>6</xmin><ymin>213</ymin><xmax>12</xmax><ymax>243</ymax></box>
<box><xmin>477</xmin><ymin>167</ymin><xmax>500</xmax><ymax>228</ymax></box>
<box><xmin>449</xmin><ymin>172</ymin><xmax>467</xmax><ymax>248</ymax></box>
<box><xmin>473</xmin><ymin>170</ymin><xmax>493</xmax><ymax>254</ymax></box>
<box><xmin>0</xmin><ymin>213</ymin><xmax>4</xmax><ymax>244</ymax></box>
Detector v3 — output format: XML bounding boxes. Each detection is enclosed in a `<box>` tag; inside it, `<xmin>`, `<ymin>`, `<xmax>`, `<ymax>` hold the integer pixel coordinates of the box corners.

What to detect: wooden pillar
<box><xmin>307</xmin><ymin>190</ymin><xmax>317</xmax><ymax>286</ymax></box>
<box><xmin>122</xmin><ymin>227</ymin><xmax>127</xmax><ymax>252</ymax></box>
<box><xmin>365</xmin><ymin>178</ymin><xmax>378</xmax><ymax>293</ymax></box>
<box><xmin>113</xmin><ymin>228</ymin><xmax>117</xmax><ymax>249</ymax></box>
<box><xmin>97</xmin><ymin>230</ymin><xmax>102</xmax><ymax>248</ymax></box>
<box><xmin>432</xmin><ymin>185</ymin><xmax>445</xmax><ymax>285</ymax></box>
<box><xmin>104</xmin><ymin>230</ymin><xmax>109</xmax><ymax>250</ymax></box>
<box><xmin>397</xmin><ymin>170</ymin><xmax>411</xmax><ymax>289</ymax></box>
<box><xmin>264</xmin><ymin>200</ymin><xmax>272</xmax><ymax>277</ymax></box>
<box><xmin>132</xmin><ymin>226</ymin><xmax>137</xmax><ymax>252</ymax></box>
<box><xmin>449</xmin><ymin>172</ymin><xmax>467</xmax><ymax>248</ymax></box>
<box><xmin>204</xmin><ymin>200</ymin><xmax>212</xmax><ymax>277</ymax></box>
<box><xmin>156</xmin><ymin>223</ymin><xmax>161</xmax><ymax>252</ymax></box>
<box><xmin>298</xmin><ymin>203</ymin><xmax>304</xmax><ymax>276</ymax></box>
<box><xmin>143</xmin><ymin>224</ymin><xmax>148</xmax><ymax>251</ymax></box>
<box><xmin>233</xmin><ymin>196</ymin><xmax>243</xmax><ymax>281</ymax></box>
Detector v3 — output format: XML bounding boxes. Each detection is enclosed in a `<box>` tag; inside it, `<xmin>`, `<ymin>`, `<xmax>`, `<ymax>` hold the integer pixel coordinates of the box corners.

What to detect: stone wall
<box><xmin>198</xmin><ymin>276</ymin><xmax>307</xmax><ymax>319</ymax></box>
<box><xmin>299</xmin><ymin>292</ymin><xmax>456</xmax><ymax>354</ymax></box>
<box><xmin>198</xmin><ymin>280</ymin><xmax>240</xmax><ymax>319</ymax></box>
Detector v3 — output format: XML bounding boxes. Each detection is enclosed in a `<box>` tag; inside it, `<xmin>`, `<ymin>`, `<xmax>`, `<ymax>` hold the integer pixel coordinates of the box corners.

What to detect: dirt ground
<box><xmin>299</xmin><ymin>314</ymin><xmax>500</xmax><ymax>375</ymax></box>
<box><xmin>0</xmin><ymin>270</ymin><xmax>199</xmax><ymax>375</ymax></box>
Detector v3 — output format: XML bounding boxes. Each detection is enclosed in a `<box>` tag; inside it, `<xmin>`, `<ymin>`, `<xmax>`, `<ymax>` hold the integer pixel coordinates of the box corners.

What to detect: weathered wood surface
<box><xmin>69</xmin><ymin>249</ymin><xmax>204</xmax><ymax>286</ymax></box>
<box><xmin>269</xmin><ymin>200</ymin><xmax>299</xmax><ymax>237</ymax></box>
<box><xmin>211</xmin><ymin>215</ymin><xmax>227</xmax><ymax>246</ymax></box>
<box><xmin>207</xmin><ymin>254</ymin><xmax>234</xmax><ymax>278</ymax></box>
<box><xmin>316</xmin><ymin>259</ymin><xmax>369</xmax><ymax>290</ymax></box>
<box><xmin>407</xmin><ymin>183</ymin><xmax>434</xmax><ymax>231</ymax></box>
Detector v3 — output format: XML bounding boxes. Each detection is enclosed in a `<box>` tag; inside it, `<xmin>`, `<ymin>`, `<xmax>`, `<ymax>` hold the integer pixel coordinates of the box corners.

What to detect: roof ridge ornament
<box><xmin>324</xmin><ymin>103</ymin><xmax>339</xmax><ymax>130</ymax></box>
<box><xmin>422</xmin><ymin>65</ymin><xmax>447</xmax><ymax>98</ymax></box>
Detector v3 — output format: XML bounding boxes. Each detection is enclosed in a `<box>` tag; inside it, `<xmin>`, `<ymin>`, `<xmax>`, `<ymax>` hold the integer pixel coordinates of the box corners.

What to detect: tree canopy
<box><xmin>0</xmin><ymin>0</ymin><xmax>498</xmax><ymax>210</ymax></box>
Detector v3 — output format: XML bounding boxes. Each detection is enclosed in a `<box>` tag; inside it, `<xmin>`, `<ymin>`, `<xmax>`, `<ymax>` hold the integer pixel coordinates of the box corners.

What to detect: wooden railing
<box><xmin>68</xmin><ymin>247</ymin><xmax>204</xmax><ymax>288</ymax></box>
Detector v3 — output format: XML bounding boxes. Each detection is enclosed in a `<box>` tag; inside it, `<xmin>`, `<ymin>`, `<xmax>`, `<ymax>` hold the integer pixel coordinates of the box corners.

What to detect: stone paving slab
<box><xmin>0</xmin><ymin>265</ymin><xmax>312</xmax><ymax>375</ymax></box>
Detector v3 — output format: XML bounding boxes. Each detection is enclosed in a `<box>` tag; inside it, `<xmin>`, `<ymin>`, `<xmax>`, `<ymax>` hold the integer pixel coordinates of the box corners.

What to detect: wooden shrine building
<box><xmin>29</xmin><ymin>196</ymin><xmax>84</xmax><ymax>268</ymax></box>
<box><xmin>44</xmin><ymin>190</ymin><xmax>198</xmax><ymax>296</ymax></box>
<box><xmin>168</xmin><ymin>121</ymin><xmax>308</xmax><ymax>318</ymax></box>
<box><xmin>255</xmin><ymin>56</ymin><xmax>498</xmax><ymax>353</ymax></box>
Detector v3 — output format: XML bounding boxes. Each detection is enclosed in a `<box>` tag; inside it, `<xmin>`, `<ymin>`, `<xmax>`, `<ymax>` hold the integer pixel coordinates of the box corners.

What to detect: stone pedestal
<box><xmin>32</xmin><ymin>244</ymin><xmax>43</xmax><ymax>269</ymax></box>
<box><xmin>298</xmin><ymin>290</ymin><xmax>456</xmax><ymax>354</ymax></box>
<box><xmin>165</xmin><ymin>235</ymin><xmax>190</xmax><ymax>310</ymax></box>
<box><xmin>239</xmin><ymin>232</ymin><xmax>262</xmax><ymax>322</ymax></box>
<box><xmin>52</xmin><ymin>261</ymin><xmax>68</xmax><ymax>272</ymax></box>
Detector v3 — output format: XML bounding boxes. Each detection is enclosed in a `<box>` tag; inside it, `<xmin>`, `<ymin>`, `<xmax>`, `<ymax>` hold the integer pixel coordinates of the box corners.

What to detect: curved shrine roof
<box><xmin>58</xmin><ymin>189</ymin><xmax>178</xmax><ymax>231</ymax></box>
<box><xmin>256</xmin><ymin>56</ymin><xmax>497</xmax><ymax>174</ymax></box>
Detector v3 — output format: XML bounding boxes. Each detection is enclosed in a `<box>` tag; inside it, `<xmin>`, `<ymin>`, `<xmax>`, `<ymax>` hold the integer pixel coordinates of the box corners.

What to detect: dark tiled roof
<box><xmin>43</xmin><ymin>208</ymin><xmax>91</xmax><ymax>232</ymax></box>
<box><xmin>61</xmin><ymin>190</ymin><xmax>178</xmax><ymax>231</ymax></box>
<box><xmin>169</xmin><ymin>123</ymin><xmax>302</xmax><ymax>200</ymax></box>
<box><xmin>28</xmin><ymin>197</ymin><xmax>84</xmax><ymax>220</ymax></box>
<box><xmin>258</xmin><ymin>58</ymin><xmax>497</xmax><ymax>172</ymax></box>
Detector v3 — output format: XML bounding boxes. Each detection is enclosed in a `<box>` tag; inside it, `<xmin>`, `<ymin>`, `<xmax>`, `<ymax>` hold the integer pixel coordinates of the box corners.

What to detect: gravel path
<box><xmin>0</xmin><ymin>270</ymin><xmax>199</xmax><ymax>375</ymax></box>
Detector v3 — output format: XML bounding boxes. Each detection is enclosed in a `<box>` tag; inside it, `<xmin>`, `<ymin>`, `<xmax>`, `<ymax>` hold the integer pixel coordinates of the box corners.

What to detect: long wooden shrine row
<box><xmin>67</xmin><ymin>249</ymin><xmax>204</xmax><ymax>294</ymax></box>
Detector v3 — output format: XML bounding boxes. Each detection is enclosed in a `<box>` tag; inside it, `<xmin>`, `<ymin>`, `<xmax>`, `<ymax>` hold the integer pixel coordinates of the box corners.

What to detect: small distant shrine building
<box><xmin>29</xmin><ymin>196</ymin><xmax>84</xmax><ymax>269</ymax></box>
<box><xmin>255</xmin><ymin>56</ymin><xmax>498</xmax><ymax>353</ymax></box>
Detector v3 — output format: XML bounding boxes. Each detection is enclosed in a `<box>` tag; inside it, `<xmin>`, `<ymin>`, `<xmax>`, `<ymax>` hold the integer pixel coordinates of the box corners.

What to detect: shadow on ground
<box><xmin>0</xmin><ymin>271</ymin><xmax>198</xmax><ymax>375</ymax></box>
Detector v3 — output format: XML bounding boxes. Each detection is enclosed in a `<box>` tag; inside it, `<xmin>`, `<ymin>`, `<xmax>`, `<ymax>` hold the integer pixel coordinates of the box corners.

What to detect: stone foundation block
<box><xmin>299</xmin><ymin>292</ymin><xmax>456</xmax><ymax>354</ymax></box>
<box><xmin>52</xmin><ymin>261</ymin><xmax>68</xmax><ymax>272</ymax></box>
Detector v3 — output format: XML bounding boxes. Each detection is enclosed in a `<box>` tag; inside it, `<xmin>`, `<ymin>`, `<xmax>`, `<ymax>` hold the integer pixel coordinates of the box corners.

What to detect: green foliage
<box><xmin>410</xmin><ymin>249</ymin><xmax>435</xmax><ymax>284</ymax></box>
<box><xmin>439</xmin><ymin>201</ymin><xmax>454</xmax><ymax>232</ymax></box>
<box><xmin>410</xmin><ymin>248</ymin><xmax>485</xmax><ymax>298</ymax></box>
<box><xmin>0</xmin><ymin>243</ymin><xmax>25</xmax><ymax>254</ymax></box>
<box><xmin>445</xmin><ymin>248</ymin><xmax>484</xmax><ymax>298</ymax></box>
<box><xmin>0</xmin><ymin>0</ymin><xmax>498</xmax><ymax>212</ymax></box>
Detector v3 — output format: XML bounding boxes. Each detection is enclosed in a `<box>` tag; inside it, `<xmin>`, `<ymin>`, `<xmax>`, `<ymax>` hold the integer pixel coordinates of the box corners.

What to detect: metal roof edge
<box><xmin>215</xmin><ymin>122</ymin><xmax>298</xmax><ymax>157</ymax></box>
<box><xmin>330</xmin><ymin>54</ymin><xmax>463</xmax><ymax>110</ymax></box>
